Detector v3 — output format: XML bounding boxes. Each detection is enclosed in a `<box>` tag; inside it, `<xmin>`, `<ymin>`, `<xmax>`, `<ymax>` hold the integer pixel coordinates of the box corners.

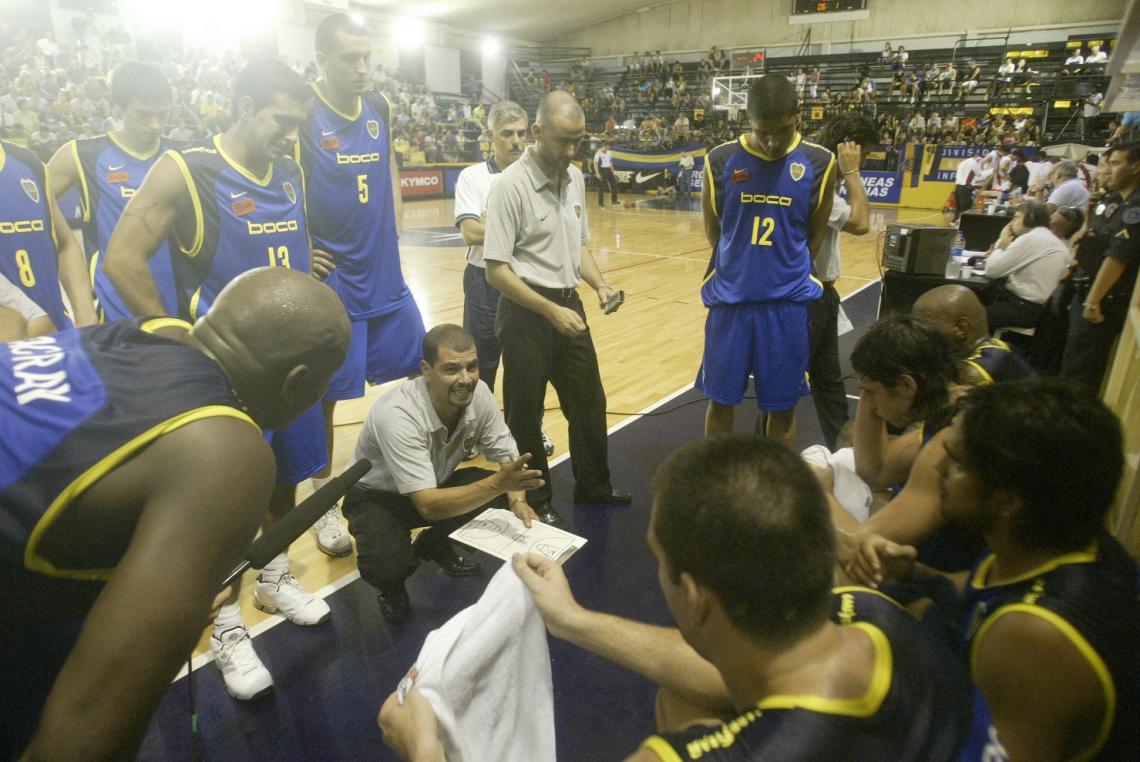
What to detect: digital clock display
<box><xmin>792</xmin><ymin>0</ymin><xmax>868</xmax><ymax>13</ymax></box>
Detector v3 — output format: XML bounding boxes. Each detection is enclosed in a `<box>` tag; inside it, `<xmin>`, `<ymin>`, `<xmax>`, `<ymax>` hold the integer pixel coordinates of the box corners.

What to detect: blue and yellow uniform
<box><xmin>696</xmin><ymin>134</ymin><xmax>834</xmax><ymax>412</ymax></box>
<box><xmin>962</xmin><ymin>535</ymin><xmax>1140</xmax><ymax>760</ymax></box>
<box><xmin>67</xmin><ymin>134</ymin><xmax>180</xmax><ymax>320</ymax></box>
<box><xmin>642</xmin><ymin>587</ymin><xmax>1003</xmax><ymax>761</ymax></box>
<box><xmin>0</xmin><ymin>318</ymin><xmax>254</xmax><ymax>579</ymax></box>
<box><xmin>0</xmin><ymin>141</ymin><xmax>69</xmax><ymax>330</ymax></box>
<box><xmin>164</xmin><ymin>135</ymin><xmax>326</xmax><ymax>484</ymax></box>
<box><xmin>962</xmin><ymin>337</ymin><xmax>1037</xmax><ymax>384</ymax></box>
<box><xmin>298</xmin><ymin>87</ymin><xmax>425</xmax><ymax>400</ymax></box>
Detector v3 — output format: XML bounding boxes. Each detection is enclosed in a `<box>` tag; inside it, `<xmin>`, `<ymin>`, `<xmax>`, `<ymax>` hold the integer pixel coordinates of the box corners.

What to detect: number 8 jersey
<box><xmin>702</xmin><ymin>134</ymin><xmax>834</xmax><ymax>306</ymax></box>
<box><xmin>0</xmin><ymin>141</ymin><xmax>68</xmax><ymax>329</ymax></box>
<box><xmin>166</xmin><ymin>135</ymin><xmax>310</xmax><ymax>321</ymax></box>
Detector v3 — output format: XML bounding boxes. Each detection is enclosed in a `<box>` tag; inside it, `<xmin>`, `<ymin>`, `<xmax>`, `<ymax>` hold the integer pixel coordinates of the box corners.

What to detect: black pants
<box><xmin>342</xmin><ymin>467</ymin><xmax>503</xmax><ymax>591</ymax></box>
<box><xmin>496</xmin><ymin>290</ymin><xmax>611</xmax><ymax>504</ymax></box>
<box><xmin>808</xmin><ymin>282</ymin><xmax>849</xmax><ymax>450</ymax></box>
<box><xmin>1060</xmin><ymin>292</ymin><xmax>1122</xmax><ymax>391</ymax></box>
<box><xmin>462</xmin><ymin>263</ymin><xmax>502</xmax><ymax>391</ymax></box>
<box><xmin>984</xmin><ymin>285</ymin><xmax>1044</xmax><ymax>332</ymax></box>
<box><xmin>597</xmin><ymin>167</ymin><xmax>619</xmax><ymax>206</ymax></box>
<box><xmin>954</xmin><ymin>184</ymin><xmax>974</xmax><ymax>220</ymax></box>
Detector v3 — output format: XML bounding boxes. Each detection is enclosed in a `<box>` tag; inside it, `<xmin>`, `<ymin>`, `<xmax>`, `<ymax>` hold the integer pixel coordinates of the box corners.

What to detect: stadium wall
<box><xmin>553</xmin><ymin>0</ymin><xmax>1125</xmax><ymax>56</ymax></box>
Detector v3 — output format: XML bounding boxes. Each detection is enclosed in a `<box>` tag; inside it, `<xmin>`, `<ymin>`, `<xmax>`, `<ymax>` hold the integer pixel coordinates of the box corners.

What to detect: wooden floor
<box><xmin>190</xmin><ymin>193</ymin><xmax>944</xmax><ymax>658</ymax></box>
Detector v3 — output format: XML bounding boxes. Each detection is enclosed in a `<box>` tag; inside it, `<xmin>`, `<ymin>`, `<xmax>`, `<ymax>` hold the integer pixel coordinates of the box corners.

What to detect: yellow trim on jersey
<box><xmin>831</xmin><ymin>585</ymin><xmax>907</xmax><ymax>610</ymax></box>
<box><xmin>756</xmin><ymin>622</ymin><xmax>892</xmax><ymax>717</ymax></box>
<box><xmin>640</xmin><ymin>735</ymin><xmax>687</xmax><ymax>762</ymax></box>
<box><xmin>738</xmin><ymin>132</ymin><xmax>802</xmax><ymax>162</ymax></box>
<box><xmin>809</xmin><ymin>274</ymin><xmax>823</xmax><ymax>289</ymax></box>
<box><xmin>89</xmin><ymin>249</ymin><xmax>100</xmax><ymax>289</ymax></box>
<box><xmin>70</xmin><ymin>140</ymin><xmax>92</xmax><ymax>223</ymax></box>
<box><xmin>963</xmin><ymin>359</ymin><xmax>993</xmax><ymax>385</ymax></box>
<box><xmin>45</xmin><ymin>173</ymin><xmax>60</xmax><ymax>249</ymax></box>
<box><xmin>706</xmin><ymin>150</ymin><xmax>719</xmax><ymax>218</ymax></box>
<box><xmin>106</xmin><ymin>131</ymin><xmax>161</xmax><ymax>161</ymax></box>
<box><xmin>378</xmin><ymin>90</ymin><xmax>394</xmax><ymax>118</ymax></box>
<box><xmin>140</xmin><ymin>317</ymin><xmax>193</xmax><ymax>333</ymax></box>
<box><xmin>312</xmin><ymin>82</ymin><xmax>362</xmax><ymax>121</ymax></box>
<box><xmin>701</xmin><ymin>267</ymin><xmax>716</xmax><ymax>285</ymax></box>
<box><xmin>23</xmin><ymin>405</ymin><xmax>260</xmax><ymax>581</ymax></box>
<box><xmin>189</xmin><ymin>287</ymin><xmax>203</xmax><ymax>320</ymax></box>
<box><xmin>969</xmin><ymin>544</ymin><xmax>1098</xmax><ymax>590</ymax></box>
<box><xmin>0</xmin><ymin>140</ymin><xmax>7</xmax><ymax>173</ymax></box>
<box><xmin>165</xmin><ymin>150</ymin><xmax>204</xmax><ymax>257</ymax></box>
<box><xmin>970</xmin><ymin>604</ymin><xmax>1115</xmax><ymax>761</ymax></box>
<box><xmin>213</xmin><ymin>134</ymin><xmax>273</xmax><ymax>187</ymax></box>
<box><xmin>815</xmin><ymin>152</ymin><xmax>836</xmax><ymax>213</ymax></box>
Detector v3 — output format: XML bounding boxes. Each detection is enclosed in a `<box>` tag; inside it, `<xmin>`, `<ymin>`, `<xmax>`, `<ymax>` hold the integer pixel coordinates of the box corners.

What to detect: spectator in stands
<box><xmin>994</xmin><ymin>57</ymin><xmax>1016</xmax><ymax>98</ymax></box>
<box><xmin>939</xmin><ymin>61</ymin><xmax>956</xmax><ymax>94</ymax></box>
<box><xmin>956</xmin><ymin>62</ymin><xmax>982</xmax><ymax>102</ymax></box>
<box><xmin>12</xmin><ymin>97</ymin><xmax>38</xmax><ymax>136</ymax></box>
<box><xmin>1008</xmin><ymin>147</ymin><xmax>1031</xmax><ymax>194</ymax></box>
<box><xmin>708</xmin><ymin>45</ymin><xmax>725</xmax><ymax>73</ymax></box>
<box><xmin>893</xmin><ymin>45</ymin><xmax>908</xmax><ymax>70</ymax></box>
<box><xmin>888</xmin><ymin>70</ymin><xmax>906</xmax><ymax>101</ymax></box>
<box><xmin>1063</xmin><ymin>48</ymin><xmax>1084</xmax><ymax>75</ymax></box>
<box><xmin>907</xmin><ymin>111</ymin><xmax>925</xmax><ymax>140</ymax></box>
<box><xmin>1047</xmin><ymin>160</ymin><xmax>1090</xmax><ymax>211</ymax></box>
<box><xmin>1086</xmin><ymin>43</ymin><xmax>1108</xmax><ymax>67</ymax></box>
<box><xmin>793</xmin><ymin>66</ymin><xmax>807</xmax><ymax>99</ymax></box>
<box><xmin>880</xmin><ymin>42</ymin><xmax>893</xmax><ymax>68</ymax></box>
<box><xmin>981</xmin><ymin>200</ymin><xmax>1073</xmax><ymax>331</ymax></box>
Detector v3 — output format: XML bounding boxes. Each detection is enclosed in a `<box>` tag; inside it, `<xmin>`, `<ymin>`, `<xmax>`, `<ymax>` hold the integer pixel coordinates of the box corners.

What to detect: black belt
<box><xmin>529</xmin><ymin>284</ymin><xmax>579</xmax><ymax>301</ymax></box>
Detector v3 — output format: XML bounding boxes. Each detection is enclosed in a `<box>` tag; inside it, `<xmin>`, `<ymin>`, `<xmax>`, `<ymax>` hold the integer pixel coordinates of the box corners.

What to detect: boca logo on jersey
<box><xmin>790</xmin><ymin>162</ymin><xmax>805</xmax><ymax>182</ymax></box>
<box><xmin>283</xmin><ymin>181</ymin><xmax>296</xmax><ymax>205</ymax></box>
<box><xmin>367</xmin><ymin>119</ymin><xmax>380</xmax><ymax>140</ymax></box>
<box><xmin>21</xmin><ymin>178</ymin><xmax>39</xmax><ymax>204</ymax></box>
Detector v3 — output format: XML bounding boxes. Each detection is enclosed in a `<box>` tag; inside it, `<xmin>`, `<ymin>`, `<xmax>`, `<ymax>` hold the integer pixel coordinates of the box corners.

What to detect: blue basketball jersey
<box><xmin>167</xmin><ymin>135</ymin><xmax>310</xmax><ymax>320</ymax></box>
<box><xmin>0</xmin><ymin>141</ymin><xmax>69</xmax><ymax>329</ymax></box>
<box><xmin>298</xmin><ymin>88</ymin><xmax>414</xmax><ymax>319</ymax></box>
<box><xmin>702</xmin><ymin>134</ymin><xmax>834</xmax><ymax>306</ymax></box>
<box><xmin>642</xmin><ymin>587</ymin><xmax>1003</xmax><ymax>761</ymax></box>
<box><xmin>961</xmin><ymin>537</ymin><xmax>1140</xmax><ymax>760</ymax></box>
<box><xmin>68</xmin><ymin>134</ymin><xmax>180</xmax><ymax>319</ymax></box>
<box><xmin>0</xmin><ymin>318</ymin><xmax>254</xmax><ymax>580</ymax></box>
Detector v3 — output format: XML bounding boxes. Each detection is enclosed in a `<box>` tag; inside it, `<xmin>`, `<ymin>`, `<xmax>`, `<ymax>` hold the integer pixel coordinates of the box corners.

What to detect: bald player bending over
<box><xmin>0</xmin><ymin>268</ymin><xmax>349</xmax><ymax>761</ymax></box>
<box><xmin>910</xmin><ymin>285</ymin><xmax>1036</xmax><ymax>385</ymax></box>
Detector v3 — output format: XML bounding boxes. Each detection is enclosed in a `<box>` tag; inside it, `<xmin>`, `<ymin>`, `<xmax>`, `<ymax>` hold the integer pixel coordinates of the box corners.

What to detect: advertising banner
<box><xmin>399</xmin><ymin>169</ymin><xmax>444</xmax><ymax>198</ymax></box>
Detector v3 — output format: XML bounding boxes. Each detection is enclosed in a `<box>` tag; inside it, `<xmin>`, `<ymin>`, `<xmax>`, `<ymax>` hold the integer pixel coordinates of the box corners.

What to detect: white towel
<box><xmin>398</xmin><ymin>563</ymin><xmax>556</xmax><ymax>762</ymax></box>
<box><xmin>801</xmin><ymin>445</ymin><xmax>873</xmax><ymax>523</ymax></box>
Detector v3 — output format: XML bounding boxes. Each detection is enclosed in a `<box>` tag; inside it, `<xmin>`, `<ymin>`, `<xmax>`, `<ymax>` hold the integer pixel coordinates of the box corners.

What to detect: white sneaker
<box><xmin>211</xmin><ymin>626</ymin><xmax>273</xmax><ymax>700</ymax></box>
<box><xmin>254</xmin><ymin>573</ymin><xmax>331</xmax><ymax>625</ymax></box>
<box><xmin>311</xmin><ymin>507</ymin><xmax>352</xmax><ymax>557</ymax></box>
<box><xmin>541</xmin><ymin>428</ymin><xmax>556</xmax><ymax>457</ymax></box>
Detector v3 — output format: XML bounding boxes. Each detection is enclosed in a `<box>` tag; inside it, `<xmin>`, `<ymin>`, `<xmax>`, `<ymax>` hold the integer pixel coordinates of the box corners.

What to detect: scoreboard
<box><xmin>792</xmin><ymin>0</ymin><xmax>868</xmax><ymax>14</ymax></box>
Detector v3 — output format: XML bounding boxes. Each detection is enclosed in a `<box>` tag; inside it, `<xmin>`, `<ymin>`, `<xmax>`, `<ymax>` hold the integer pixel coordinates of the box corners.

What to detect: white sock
<box><xmin>311</xmin><ymin>476</ymin><xmax>330</xmax><ymax>493</ymax></box>
<box><xmin>259</xmin><ymin>553</ymin><xmax>290</xmax><ymax>583</ymax></box>
<box><xmin>214</xmin><ymin>602</ymin><xmax>243</xmax><ymax>636</ymax></box>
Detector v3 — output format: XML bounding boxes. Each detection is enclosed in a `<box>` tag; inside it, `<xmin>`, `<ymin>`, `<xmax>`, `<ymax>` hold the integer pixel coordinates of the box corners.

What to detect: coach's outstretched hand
<box><xmin>512</xmin><ymin>552</ymin><xmax>586</xmax><ymax>639</ymax></box>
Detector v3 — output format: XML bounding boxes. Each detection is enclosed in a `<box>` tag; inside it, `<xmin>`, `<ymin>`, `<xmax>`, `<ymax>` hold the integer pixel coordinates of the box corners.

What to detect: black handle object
<box><xmin>222</xmin><ymin>458</ymin><xmax>371</xmax><ymax>586</ymax></box>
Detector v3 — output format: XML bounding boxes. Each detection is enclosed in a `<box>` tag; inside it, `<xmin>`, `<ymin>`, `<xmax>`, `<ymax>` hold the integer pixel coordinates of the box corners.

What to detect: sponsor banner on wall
<box><xmin>838</xmin><ymin>170</ymin><xmax>903</xmax><ymax>204</ymax></box>
<box><xmin>400</xmin><ymin>169</ymin><xmax>444</xmax><ymax>198</ymax></box>
<box><xmin>608</xmin><ymin>143</ymin><xmax>709</xmax><ymax>191</ymax></box>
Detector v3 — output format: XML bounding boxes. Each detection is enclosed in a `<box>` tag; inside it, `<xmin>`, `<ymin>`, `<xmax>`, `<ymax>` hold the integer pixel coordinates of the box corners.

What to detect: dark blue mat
<box><xmin>139</xmin><ymin>282</ymin><xmax>881</xmax><ymax>761</ymax></box>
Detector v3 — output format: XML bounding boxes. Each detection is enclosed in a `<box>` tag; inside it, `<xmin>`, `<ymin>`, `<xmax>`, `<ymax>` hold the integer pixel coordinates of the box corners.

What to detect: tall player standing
<box><xmin>698</xmin><ymin>74</ymin><xmax>834</xmax><ymax>447</ymax></box>
<box><xmin>298</xmin><ymin>14</ymin><xmax>427</xmax><ymax>554</ymax></box>
<box><xmin>104</xmin><ymin>61</ymin><xmax>335</xmax><ymax>700</ymax></box>
<box><xmin>48</xmin><ymin>61</ymin><xmax>181</xmax><ymax>321</ymax></box>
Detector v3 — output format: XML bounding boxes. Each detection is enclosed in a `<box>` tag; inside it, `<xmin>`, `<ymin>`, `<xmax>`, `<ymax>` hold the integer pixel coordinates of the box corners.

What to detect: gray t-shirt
<box><xmin>1048</xmin><ymin>178</ymin><xmax>1090</xmax><ymax>209</ymax></box>
<box><xmin>813</xmin><ymin>192</ymin><xmax>850</xmax><ymax>283</ymax></box>
<box><xmin>482</xmin><ymin>147</ymin><xmax>590</xmax><ymax>289</ymax></box>
<box><xmin>353</xmin><ymin>377</ymin><xmax>519</xmax><ymax>494</ymax></box>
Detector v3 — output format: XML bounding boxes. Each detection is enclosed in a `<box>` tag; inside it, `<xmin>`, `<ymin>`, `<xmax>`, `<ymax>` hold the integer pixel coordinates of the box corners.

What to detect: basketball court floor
<box><xmin>138</xmin><ymin>192</ymin><xmax>945</xmax><ymax>760</ymax></box>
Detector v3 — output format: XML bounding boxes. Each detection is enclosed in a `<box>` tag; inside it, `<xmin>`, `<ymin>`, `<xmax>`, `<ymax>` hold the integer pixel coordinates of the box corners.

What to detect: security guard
<box><xmin>1061</xmin><ymin>141</ymin><xmax>1140</xmax><ymax>388</ymax></box>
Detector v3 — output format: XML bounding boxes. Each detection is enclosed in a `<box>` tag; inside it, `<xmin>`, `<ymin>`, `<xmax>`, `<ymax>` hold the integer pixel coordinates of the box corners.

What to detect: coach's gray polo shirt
<box><xmin>353</xmin><ymin>377</ymin><xmax>518</xmax><ymax>495</ymax></box>
<box><xmin>482</xmin><ymin>146</ymin><xmax>590</xmax><ymax>289</ymax></box>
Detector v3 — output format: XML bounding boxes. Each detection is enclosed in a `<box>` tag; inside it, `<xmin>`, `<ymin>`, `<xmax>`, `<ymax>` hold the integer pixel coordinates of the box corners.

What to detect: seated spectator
<box><xmin>1085</xmin><ymin>43</ymin><xmax>1108</xmax><ymax>66</ymax></box>
<box><xmin>893</xmin><ymin>45</ymin><xmax>908</xmax><ymax>70</ymax></box>
<box><xmin>911</xmin><ymin>285</ymin><xmax>1037</xmax><ymax>385</ymax></box>
<box><xmin>1049</xmin><ymin>205</ymin><xmax>1084</xmax><ymax>246</ymax></box>
<box><xmin>342</xmin><ymin>325</ymin><xmax>544</xmax><ymax>624</ymax></box>
<box><xmin>980</xmin><ymin>200</ymin><xmax>1073</xmax><ymax>330</ymax></box>
<box><xmin>880</xmin><ymin>41</ymin><xmax>893</xmax><ymax>67</ymax></box>
<box><xmin>1008</xmin><ymin>147</ymin><xmax>1030</xmax><ymax>194</ymax></box>
<box><xmin>939</xmin><ymin>61</ymin><xmax>956</xmax><ymax>94</ymax></box>
<box><xmin>1063</xmin><ymin>48</ymin><xmax>1085</xmax><ymax>74</ymax></box>
<box><xmin>1047</xmin><ymin>160</ymin><xmax>1090</xmax><ymax>210</ymax></box>
<box><xmin>848</xmin><ymin>380</ymin><xmax>1139</xmax><ymax>762</ymax></box>
<box><xmin>908</xmin><ymin>111</ymin><xmax>926</xmax><ymax>140</ymax></box>
<box><xmin>956</xmin><ymin>63</ymin><xmax>982</xmax><ymax>102</ymax></box>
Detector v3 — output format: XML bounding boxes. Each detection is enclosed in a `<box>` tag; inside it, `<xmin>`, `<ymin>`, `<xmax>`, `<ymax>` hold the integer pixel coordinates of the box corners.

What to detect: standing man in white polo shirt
<box><xmin>484</xmin><ymin>91</ymin><xmax>630</xmax><ymax>529</ymax></box>
<box><xmin>343</xmin><ymin>324</ymin><xmax>542</xmax><ymax>623</ymax></box>
<box><xmin>593</xmin><ymin>140</ymin><xmax>619</xmax><ymax>207</ymax></box>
